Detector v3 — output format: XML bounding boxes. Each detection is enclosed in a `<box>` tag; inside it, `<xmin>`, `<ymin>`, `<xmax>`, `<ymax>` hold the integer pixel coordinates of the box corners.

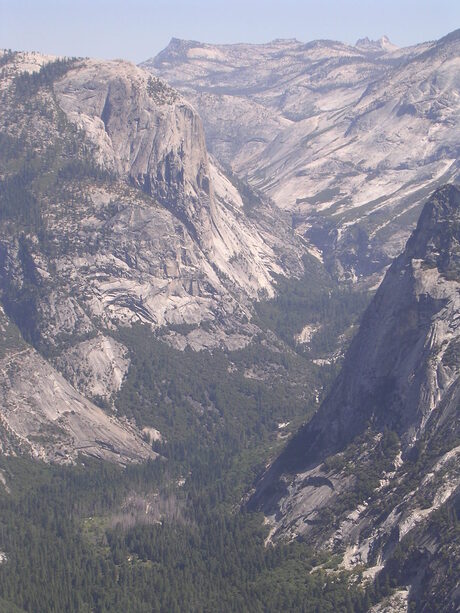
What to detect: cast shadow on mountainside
<box><xmin>247</xmin><ymin>184</ymin><xmax>460</xmax><ymax>611</ymax></box>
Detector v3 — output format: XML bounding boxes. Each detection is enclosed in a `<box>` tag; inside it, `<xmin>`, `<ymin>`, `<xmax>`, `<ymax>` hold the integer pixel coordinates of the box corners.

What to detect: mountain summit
<box><xmin>355</xmin><ymin>35</ymin><xmax>399</xmax><ymax>52</ymax></box>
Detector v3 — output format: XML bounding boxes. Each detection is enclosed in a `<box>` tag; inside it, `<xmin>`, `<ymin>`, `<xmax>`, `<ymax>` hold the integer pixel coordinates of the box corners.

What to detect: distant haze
<box><xmin>1</xmin><ymin>0</ymin><xmax>459</xmax><ymax>62</ymax></box>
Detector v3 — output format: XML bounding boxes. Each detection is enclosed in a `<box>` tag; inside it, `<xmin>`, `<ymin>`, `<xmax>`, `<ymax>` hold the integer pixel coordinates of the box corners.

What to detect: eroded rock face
<box><xmin>146</xmin><ymin>31</ymin><xmax>460</xmax><ymax>282</ymax></box>
<box><xmin>0</xmin><ymin>307</ymin><xmax>155</xmax><ymax>464</ymax></box>
<box><xmin>0</xmin><ymin>50</ymin><xmax>307</xmax><ymax>463</ymax></box>
<box><xmin>55</xmin><ymin>334</ymin><xmax>130</xmax><ymax>403</ymax></box>
<box><xmin>279</xmin><ymin>186</ymin><xmax>460</xmax><ymax>470</ymax></box>
<box><xmin>54</xmin><ymin>57</ymin><xmax>305</xmax><ymax>301</ymax></box>
<box><xmin>248</xmin><ymin>186</ymin><xmax>460</xmax><ymax>598</ymax></box>
<box><xmin>54</xmin><ymin>60</ymin><xmax>216</xmax><ymax>248</ymax></box>
<box><xmin>52</xmin><ymin>57</ymin><xmax>305</xmax><ymax>296</ymax></box>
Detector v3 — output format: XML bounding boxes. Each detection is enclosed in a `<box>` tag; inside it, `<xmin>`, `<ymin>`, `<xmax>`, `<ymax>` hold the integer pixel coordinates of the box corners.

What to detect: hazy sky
<box><xmin>1</xmin><ymin>0</ymin><xmax>459</xmax><ymax>63</ymax></box>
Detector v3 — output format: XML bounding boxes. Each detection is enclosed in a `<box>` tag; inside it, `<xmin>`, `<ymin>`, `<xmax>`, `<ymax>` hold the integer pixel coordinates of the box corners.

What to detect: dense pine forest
<box><xmin>0</xmin><ymin>279</ymin><xmax>377</xmax><ymax>611</ymax></box>
<box><xmin>0</xmin><ymin>453</ymin><xmax>386</xmax><ymax>612</ymax></box>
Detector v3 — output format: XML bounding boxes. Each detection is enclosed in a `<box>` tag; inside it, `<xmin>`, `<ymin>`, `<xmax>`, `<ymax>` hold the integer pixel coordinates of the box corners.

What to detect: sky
<box><xmin>1</xmin><ymin>0</ymin><xmax>459</xmax><ymax>63</ymax></box>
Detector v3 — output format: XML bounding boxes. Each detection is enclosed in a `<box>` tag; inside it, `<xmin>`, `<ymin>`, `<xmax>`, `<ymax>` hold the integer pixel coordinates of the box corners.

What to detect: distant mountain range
<box><xmin>145</xmin><ymin>30</ymin><xmax>460</xmax><ymax>282</ymax></box>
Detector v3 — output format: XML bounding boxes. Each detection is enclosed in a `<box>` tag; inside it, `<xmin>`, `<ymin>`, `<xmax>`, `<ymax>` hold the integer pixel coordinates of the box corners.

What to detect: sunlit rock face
<box><xmin>147</xmin><ymin>30</ymin><xmax>460</xmax><ymax>282</ymax></box>
<box><xmin>0</xmin><ymin>51</ymin><xmax>307</xmax><ymax>463</ymax></box>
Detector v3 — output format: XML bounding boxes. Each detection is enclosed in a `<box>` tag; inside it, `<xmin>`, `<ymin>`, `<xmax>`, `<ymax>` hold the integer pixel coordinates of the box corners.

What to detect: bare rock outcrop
<box><xmin>0</xmin><ymin>307</ymin><xmax>155</xmax><ymax>464</ymax></box>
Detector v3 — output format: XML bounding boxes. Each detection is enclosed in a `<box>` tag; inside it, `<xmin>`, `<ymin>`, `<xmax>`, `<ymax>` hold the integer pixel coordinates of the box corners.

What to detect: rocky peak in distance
<box><xmin>146</xmin><ymin>30</ymin><xmax>459</xmax><ymax>283</ymax></box>
<box><xmin>355</xmin><ymin>35</ymin><xmax>399</xmax><ymax>53</ymax></box>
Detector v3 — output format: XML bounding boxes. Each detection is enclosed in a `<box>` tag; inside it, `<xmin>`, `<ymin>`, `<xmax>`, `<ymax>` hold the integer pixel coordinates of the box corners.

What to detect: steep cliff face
<box><xmin>275</xmin><ymin>184</ymin><xmax>460</xmax><ymax>469</ymax></box>
<box><xmin>146</xmin><ymin>31</ymin><xmax>460</xmax><ymax>281</ymax></box>
<box><xmin>54</xmin><ymin>59</ymin><xmax>216</xmax><ymax>248</ymax></box>
<box><xmin>248</xmin><ymin>185</ymin><xmax>460</xmax><ymax>607</ymax></box>
<box><xmin>0</xmin><ymin>51</ymin><xmax>307</xmax><ymax>463</ymax></box>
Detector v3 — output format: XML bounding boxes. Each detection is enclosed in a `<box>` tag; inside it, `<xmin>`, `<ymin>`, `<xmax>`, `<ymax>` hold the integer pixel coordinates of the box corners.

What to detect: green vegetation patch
<box><xmin>255</xmin><ymin>255</ymin><xmax>371</xmax><ymax>357</ymax></box>
<box><xmin>0</xmin><ymin>456</ymin><xmax>372</xmax><ymax>613</ymax></box>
